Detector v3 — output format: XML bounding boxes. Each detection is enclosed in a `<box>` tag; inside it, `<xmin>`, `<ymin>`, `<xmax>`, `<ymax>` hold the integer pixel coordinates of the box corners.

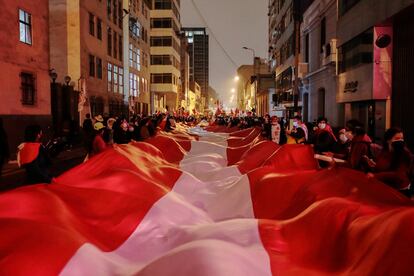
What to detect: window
<box><xmin>320</xmin><ymin>17</ymin><xmax>326</xmax><ymax>53</ymax></box>
<box><xmin>113</xmin><ymin>0</ymin><xmax>117</xmax><ymax>24</ymax></box>
<box><xmin>130</xmin><ymin>73</ymin><xmax>138</xmax><ymax>97</ymax></box>
<box><xmin>119</xmin><ymin>67</ymin><xmax>124</xmax><ymax>95</ymax></box>
<box><xmin>119</xmin><ymin>34</ymin><xmax>123</xmax><ymax>61</ymax></box>
<box><xmin>339</xmin><ymin>29</ymin><xmax>373</xmax><ymax>73</ymax></box>
<box><xmin>113</xmin><ymin>65</ymin><xmax>118</xmax><ymax>93</ymax></box>
<box><xmin>97</xmin><ymin>18</ymin><xmax>102</xmax><ymax>40</ymax></box>
<box><xmin>113</xmin><ymin>32</ymin><xmax>117</xmax><ymax>59</ymax></box>
<box><xmin>150</xmin><ymin>17</ymin><xmax>180</xmax><ymax>33</ymax></box>
<box><xmin>89</xmin><ymin>13</ymin><xmax>95</xmax><ymax>36</ymax></box>
<box><xmin>150</xmin><ymin>36</ymin><xmax>180</xmax><ymax>51</ymax></box>
<box><xmin>19</xmin><ymin>9</ymin><xmax>32</xmax><ymax>45</ymax></box>
<box><xmin>118</xmin><ymin>1</ymin><xmax>123</xmax><ymax>28</ymax></box>
<box><xmin>107</xmin><ymin>0</ymin><xmax>112</xmax><ymax>19</ymax></box>
<box><xmin>305</xmin><ymin>33</ymin><xmax>309</xmax><ymax>63</ymax></box>
<box><xmin>20</xmin><ymin>72</ymin><xmax>35</xmax><ymax>105</ymax></box>
<box><xmin>96</xmin><ymin>57</ymin><xmax>102</xmax><ymax>79</ymax></box>
<box><xmin>155</xmin><ymin>0</ymin><xmax>172</xmax><ymax>10</ymax></box>
<box><xmin>151</xmin><ymin>73</ymin><xmax>173</xmax><ymax>84</ymax></box>
<box><xmin>339</xmin><ymin>0</ymin><xmax>361</xmax><ymax>17</ymax></box>
<box><xmin>129</xmin><ymin>44</ymin><xmax>141</xmax><ymax>70</ymax></box>
<box><xmin>154</xmin><ymin>0</ymin><xmax>179</xmax><ymax>19</ymax></box>
<box><xmin>89</xmin><ymin>55</ymin><xmax>95</xmax><ymax>77</ymax></box>
<box><xmin>129</xmin><ymin>19</ymin><xmax>141</xmax><ymax>38</ymax></box>
<box><xmin>107</xmin><ymin>27</ymin><xmax>112</xmax><ymax>56</ymax></box>
<box><xmin>107</xmin><ymin>63</ymin><xmax>113</xmax><ymax>92</ymax></box>
<box><xmin>151</xmin><ymin>55</ymin><xmax>174</xmax><ymax>66</ymax></box>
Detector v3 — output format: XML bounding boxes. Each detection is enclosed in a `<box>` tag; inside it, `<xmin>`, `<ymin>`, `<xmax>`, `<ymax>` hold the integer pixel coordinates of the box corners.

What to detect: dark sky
<box><xmin>181</xmin><ymin>0</ymin><xmax>268</xmax><ymax>107</ymax></box>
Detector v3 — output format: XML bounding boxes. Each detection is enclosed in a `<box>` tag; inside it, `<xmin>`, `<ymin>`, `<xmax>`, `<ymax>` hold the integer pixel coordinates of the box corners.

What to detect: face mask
<box><xmin>318</xmin><ymin>123</ymin><xmax>326</xmax><ymax>129</ymax></box>
<box><xmin>392</xmin><ymin>140</ymin><xmax>405</xmax><ymax>152</ymax></box>
<box><xmin>293</xmin><ymin>121</ymin><xmax>299</xmax><ymax>128</ymax></box>
<box><xmin>339</xmin><ymin>134</ymin><xmax>348</xmax><ymax>143</ymax></box>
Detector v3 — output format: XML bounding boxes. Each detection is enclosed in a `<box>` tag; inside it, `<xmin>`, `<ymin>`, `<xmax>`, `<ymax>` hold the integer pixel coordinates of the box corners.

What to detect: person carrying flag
<box><xmin>17</xmin><ymin>125</ymin><xmax>52</xmax><ymax>184</ymax></box>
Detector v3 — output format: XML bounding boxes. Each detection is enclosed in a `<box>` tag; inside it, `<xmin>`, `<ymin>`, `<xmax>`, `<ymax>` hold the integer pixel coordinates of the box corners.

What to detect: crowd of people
<box><xmin>1</xmin><ymin>110</ymin><xmax>412</xmax><ymax>198</ymax></box>
<box><xmin>212</xmin><ymin>112</ymin><xmax>413</xmax><ymax>197</ymax></box>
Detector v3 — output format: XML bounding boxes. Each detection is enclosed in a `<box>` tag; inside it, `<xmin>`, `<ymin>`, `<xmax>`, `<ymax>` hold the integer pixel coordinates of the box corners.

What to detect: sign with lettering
<box><xmin>344</xmin><ymin>81</ymin><xmax>358</xmax><ymax>93</ymax></box>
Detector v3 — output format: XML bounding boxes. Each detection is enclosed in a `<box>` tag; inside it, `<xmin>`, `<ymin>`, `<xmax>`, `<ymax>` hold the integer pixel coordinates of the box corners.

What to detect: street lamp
<box><xmin>242</xmin><ymin>46</ymin><xmax>257</xmax><ymax>111</ymax></box>
<box><xmin>234</xmin><ymin>76</ymin><xmax>240</xmax><ymax>82</ymax></box>
<box><xmin>231</xmin><ymin>88</ymin><xmax>236</xmax><ymax>93</ymax></box>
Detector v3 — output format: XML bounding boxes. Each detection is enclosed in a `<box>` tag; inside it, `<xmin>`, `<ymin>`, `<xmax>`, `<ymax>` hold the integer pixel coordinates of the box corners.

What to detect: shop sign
<box><xmin>344</xmin><ymin>81</ymin><xmax>358</xmax><ymax>93</ymax></box>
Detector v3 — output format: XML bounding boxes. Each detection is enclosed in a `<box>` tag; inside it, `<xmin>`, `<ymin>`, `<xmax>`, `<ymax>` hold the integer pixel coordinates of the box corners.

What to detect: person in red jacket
<box><xmin>345</xmin><ymin>119</ymin><xmax>373</xmax><ymax>171</ymax></box>
<box><xmin>368</xmin><ymin>127</ymin><xmax>413</xmax><ymax>197</ymax></box>
<box><xmin>89</xmin><ymin>122</ymin><xmax>108</xmax><ymax>157</ymax></box>
<box><xmin>17</xmin><ymin>125</ymin><xmax>52</xmax><ymax>184</ymax></box>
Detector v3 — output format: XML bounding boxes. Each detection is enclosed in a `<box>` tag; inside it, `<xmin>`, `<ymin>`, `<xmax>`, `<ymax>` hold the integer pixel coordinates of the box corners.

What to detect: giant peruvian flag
<box><xmin>0</xmin><ymin>124</ymin><xmax>413</xmax><ymax>275</ymax></box>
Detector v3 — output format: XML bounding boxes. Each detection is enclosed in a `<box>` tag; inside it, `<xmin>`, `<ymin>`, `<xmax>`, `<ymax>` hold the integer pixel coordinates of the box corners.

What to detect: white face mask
<box><xmin>293</xmin><ymin>121</ymin><xmax>299</xmax><ymax>128</ymax></box>
<box><xmin>339</xmin><ymin>134</ymin><xmax>348</xmax><ymax>143</ymax></box>
<box><xmin>318</xmin><ymin>123</ymin><xmax>326</xmax><ymax>129</ymax></box>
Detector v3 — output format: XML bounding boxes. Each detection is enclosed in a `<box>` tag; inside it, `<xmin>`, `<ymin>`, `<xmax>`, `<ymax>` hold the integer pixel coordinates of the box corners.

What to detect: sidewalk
<box><xmin>0</xmin><ymin>146</ymin><xmax>87</xmax><ymax>192</ymax></box>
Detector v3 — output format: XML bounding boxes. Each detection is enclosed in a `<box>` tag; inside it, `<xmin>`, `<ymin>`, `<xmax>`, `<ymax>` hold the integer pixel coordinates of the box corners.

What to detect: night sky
<box><xmin>181</xmin><ymin>0</ymin><xmax>268</xmax><ymax>106</ymax></box>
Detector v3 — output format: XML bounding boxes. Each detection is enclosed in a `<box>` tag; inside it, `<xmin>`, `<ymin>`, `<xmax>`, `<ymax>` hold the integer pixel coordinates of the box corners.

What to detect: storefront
<box><xmin>337</xmin><ymin>26</ymin><xmax>392</xmax><ymax>142</ymax></box>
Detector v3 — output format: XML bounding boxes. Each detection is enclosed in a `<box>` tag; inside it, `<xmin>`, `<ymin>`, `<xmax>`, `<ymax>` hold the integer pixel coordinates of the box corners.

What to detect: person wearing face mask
<box><xmin>286</xmin><ymin>115</ymin><xmax>308</xmax><ymax>144</ymax></box>
<box><xmin>313</xmin><ymin>117</ymin><xmax>337</xmax><ymax>154</ymax></box>
<box><xmin>326</xmin><ymin>128</ymin><xmax>352</xmax><ymax>160</ymax></box>
<box><xmin>367</xmin><ymin>127</ymin><xmax>413</xmax><ymax>196</ymax></box>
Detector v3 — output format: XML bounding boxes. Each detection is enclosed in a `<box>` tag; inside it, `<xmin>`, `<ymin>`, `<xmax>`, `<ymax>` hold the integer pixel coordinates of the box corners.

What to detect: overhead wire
<box><xmin>190</xmin><ymin>0</ymin><xmax>240</xmax><ymax>69</ymax></box>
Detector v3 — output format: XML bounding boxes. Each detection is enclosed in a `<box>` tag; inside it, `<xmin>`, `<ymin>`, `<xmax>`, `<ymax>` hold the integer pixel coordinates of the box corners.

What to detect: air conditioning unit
<box><xmin>298</xmin><ymin>63</ymin><xmax>309</xmax><ymax>78</ymax></box>
<box><xmin>323</xmin><ymin>39</ymin><xmax>337</xmax><ymax>66</ymax></box>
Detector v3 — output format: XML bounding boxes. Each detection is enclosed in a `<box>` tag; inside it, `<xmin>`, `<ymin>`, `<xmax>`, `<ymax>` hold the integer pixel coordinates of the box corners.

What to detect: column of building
<box><xmin>149</xmin><ymin>0</ymin><xmax>182</xmax><ymax>113</ymax></box>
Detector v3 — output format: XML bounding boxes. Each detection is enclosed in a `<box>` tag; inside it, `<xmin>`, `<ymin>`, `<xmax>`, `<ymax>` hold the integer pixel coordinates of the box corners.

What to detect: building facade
<box><xmin>182</xmin><ymin>27</ymin><xmax>209</xmax><ymax>109</ymax></box>
<box><xmin>179</xmin><ymin>32</ymin><xmax>190</xmax><ymax>110</ymax></box>
<box><xmin>49</xmin><ymin>0</ymin><xmax>151</xmax><ymax>120</ymax></box>
<box><xmin>128</xmin><ymin>0</ymin><xmax>151</xmax><ymax>116</ymax></box>
<box><xmin>268</xmin><ymin>0</ymin><xmax>314</xmax><ymax>119</ymax></box>
<box><xmin>0</xmin><ymin>0</ymin><xmax>51</xmax><ymax>157</ymax></box>
<box><xmin>236</xmin><ymin>60</ymin><xmax>274</xmax><ymax>113</ymax></box>
<box><xmin>150</xmin><ymin>0</ymin><xmax>181</xmax><ymax>112</ymax></box>
<box><xmin>300</xmin><ymin>0</ymin><xmax>341</xmax><ymax>126</ymax></box>
<box><xmin>336</xmin><ymin>0</ymin><xmax>414</xmax><ymax>143</ymax></box>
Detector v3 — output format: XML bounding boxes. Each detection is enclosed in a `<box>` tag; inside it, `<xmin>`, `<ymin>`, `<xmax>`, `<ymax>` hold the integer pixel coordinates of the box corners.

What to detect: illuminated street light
<box><xmin>234</xmin><ymin>76</ymin><xmax>240</xmax><ymax>82</ymax></box>
<box><xmin>231</xmin><ymin>88</ymin><xmax>235</xmax><ymax>93</ymax></box>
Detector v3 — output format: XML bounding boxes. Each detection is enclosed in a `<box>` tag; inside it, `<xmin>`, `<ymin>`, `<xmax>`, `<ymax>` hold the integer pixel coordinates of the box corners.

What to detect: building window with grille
<box><xmin>107</xmin><ymin>27</ymin><xmax>112</xmax><ymax>56</ymax></box>
<box><xmin>113</xmin><ymin>65</ymin><xmax>119</xmax><ymax>93</ymax></box>
<box><xmin>96</xmin><ymin>57</ymin><xmax>102</xmax><ymax>79</ymax></box>
<box><xmin>97</xmin><ymin>18</ymin><xmax>102</xmax><ymax>40</ymax></box>
<box><xmin>89</xmin><ymin>54</ymin><xmax>95</xmax><ymax>77</ymax></box>
<box><xmin>107</xmin><ymin>63</ymin><xmax>113</xmax><ymax>92</ymax></box>
<box><xmin>119</xmin><ymin>67</ymin><xmax>124</xmax><ymax>95</ymax></box>
<box><xmin>19</xmin><ymin>9</ymin><xmax>32</xmax><ymax>45</ymax></box>
<box><xmin>20</xmin><ymin>72</ymin><xmax>35</xmax><ymax>105</ymax></box>
<box><xmin>129</xmin><ymin>44</ymin><xmax>141</xmax><ymax>71</ymax></box>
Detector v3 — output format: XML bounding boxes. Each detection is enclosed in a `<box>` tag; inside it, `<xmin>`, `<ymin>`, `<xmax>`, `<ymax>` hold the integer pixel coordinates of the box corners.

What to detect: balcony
<box><xmin>322</xmin><ymin>39</ymin><xmax>338</xmax><ymax>66</ymax></box>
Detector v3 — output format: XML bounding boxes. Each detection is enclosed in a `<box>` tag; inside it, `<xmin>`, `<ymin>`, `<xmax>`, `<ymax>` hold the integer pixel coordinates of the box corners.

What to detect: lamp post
<box><xmin>242</xmin><ymin>46</ymin><xmax>257</xmax><ymax>112</ymax></box>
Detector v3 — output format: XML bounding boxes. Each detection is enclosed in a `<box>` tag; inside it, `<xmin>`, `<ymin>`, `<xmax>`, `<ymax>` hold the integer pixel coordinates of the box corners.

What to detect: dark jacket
<box><xmin>22</xmin><ymin>145</ymin><xmax>52</xmax><ymax>184</ymax></box>
<box><xmin>374</xmin><ymin>149</ymin><xmax>413</xmax><ymax>190</ymax></box>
